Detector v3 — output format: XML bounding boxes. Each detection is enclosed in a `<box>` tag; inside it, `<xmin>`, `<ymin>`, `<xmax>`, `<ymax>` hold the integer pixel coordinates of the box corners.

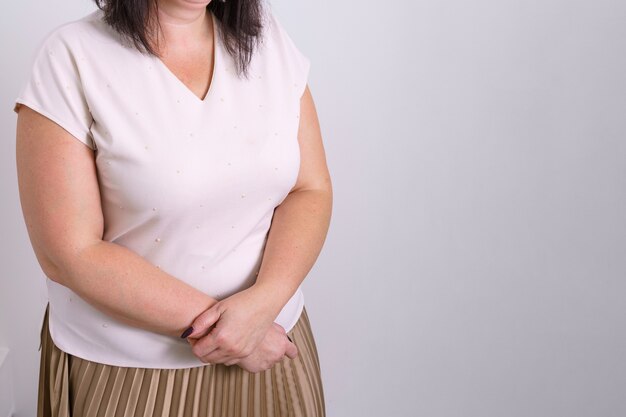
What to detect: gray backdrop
<box><xmin>2</xmin><ymin>0</ymin><xmax>625</xmax><ymax>416</ymax></box>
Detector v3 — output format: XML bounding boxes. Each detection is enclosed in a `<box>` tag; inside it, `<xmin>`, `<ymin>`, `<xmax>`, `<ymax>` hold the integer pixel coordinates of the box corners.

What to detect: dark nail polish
<box><xmin>180</xmin><ymin>326</ymin><xmax>193</xmax><ymax>338</ymax></box>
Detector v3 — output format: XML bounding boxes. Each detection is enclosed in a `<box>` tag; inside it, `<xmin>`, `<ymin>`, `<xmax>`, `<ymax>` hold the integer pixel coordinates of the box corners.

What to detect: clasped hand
<box><xmin>181</xmin><ymin>285</ymin><xmax>298</xmax><ymax>373</ymax></box>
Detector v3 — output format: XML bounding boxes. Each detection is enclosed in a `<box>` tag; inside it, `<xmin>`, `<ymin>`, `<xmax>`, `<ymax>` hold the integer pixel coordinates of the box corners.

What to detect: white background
<box><xmin>2</xmin><ymin>0</ymin><xmax>625</xmax><ymax>416</ymax></box>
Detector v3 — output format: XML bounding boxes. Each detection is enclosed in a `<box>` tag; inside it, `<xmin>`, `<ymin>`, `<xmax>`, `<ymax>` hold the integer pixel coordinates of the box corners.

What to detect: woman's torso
<box><xmin>17</xmin><ymin>6</ymin><xmax>310</xmax><ymax>369</ymax></box>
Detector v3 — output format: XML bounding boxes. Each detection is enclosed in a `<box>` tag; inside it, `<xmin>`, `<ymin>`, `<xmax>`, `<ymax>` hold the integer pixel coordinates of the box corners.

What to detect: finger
<box><xmin>273</xmin><ymin>322</ymin><xmax>286</xmax><ymax>334</ymax></box>
<box><xmin>193</xmin><ymin>328</ymin><xmax>222</xmax><ymax>359</ymax></box>
<box><xmin>284</xmin><ymin>337</ymin><xmax>298</xmax><ymax>359</ymax></box>
<box><xmin>202</xmin><ymin>347</ymin><xmax>240</xmax><ymax>365</ymax></box>
<box><xmin>186</xmin><ymin>303</ymin><xmax>222</xmax><ymax>339</ymax></box>
<box><xmin>224</xmin><ymin>357</ymin><xmax>240</xmax><ymax>366</ymax></box>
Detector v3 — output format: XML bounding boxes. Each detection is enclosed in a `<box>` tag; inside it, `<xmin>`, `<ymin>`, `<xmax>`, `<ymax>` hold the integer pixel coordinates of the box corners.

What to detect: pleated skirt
<box><xmin>37</xmin><ymin>302</ymin><xmax>326</xmax><ymax>417</ymax></box>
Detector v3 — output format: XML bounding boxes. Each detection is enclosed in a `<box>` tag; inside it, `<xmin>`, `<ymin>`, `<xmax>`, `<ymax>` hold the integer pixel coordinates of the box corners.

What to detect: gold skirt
<box><xmin>37</xmin><ymin>302</ymin><xmax>326</xmax><ymax>417</ymax></box>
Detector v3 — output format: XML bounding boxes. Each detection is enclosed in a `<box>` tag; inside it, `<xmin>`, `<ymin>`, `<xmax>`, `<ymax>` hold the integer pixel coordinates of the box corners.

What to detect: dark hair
<box><xmin>91</xmin><ymin>0</ymin><xmax>266</xmax><ymax>79</ymax></box>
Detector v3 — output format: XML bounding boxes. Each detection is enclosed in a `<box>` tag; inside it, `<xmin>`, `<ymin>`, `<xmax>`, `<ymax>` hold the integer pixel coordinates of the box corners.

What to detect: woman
<box><xmin>14</xmin><ymin>0</ymin><xmax>332</xmax><ymax>415</ymax></box>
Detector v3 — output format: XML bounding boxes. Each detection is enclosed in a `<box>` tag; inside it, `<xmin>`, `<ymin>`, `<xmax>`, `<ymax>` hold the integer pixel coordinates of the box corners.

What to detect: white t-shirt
<box><xmin>14</xmin><ymin>5</ymin><xmax>310</xmax><ymax>369</ymax></box>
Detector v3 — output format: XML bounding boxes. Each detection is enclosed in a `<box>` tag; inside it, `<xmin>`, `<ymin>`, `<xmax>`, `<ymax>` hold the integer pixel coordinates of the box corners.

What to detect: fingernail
<box><xmin>287</xmin><ymin>335</ymin><xmax>293</xmax><ymax>343</ymax></box>
<box><xmin>180</xmin><ymin>326</ymin><xmax>194</xmax><ymax>338</ymax></box>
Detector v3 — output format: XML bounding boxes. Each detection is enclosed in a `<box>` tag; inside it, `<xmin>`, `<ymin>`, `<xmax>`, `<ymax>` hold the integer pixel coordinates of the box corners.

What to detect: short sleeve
<box><xmin>265</xmin><ymin>8</ymin><xmax>311</xmax><ymax>99</ymax></box>
<box><xmin>14</xmin><ymin>28</ymin><xmax>96</xmax><ymax>150</ymax></box>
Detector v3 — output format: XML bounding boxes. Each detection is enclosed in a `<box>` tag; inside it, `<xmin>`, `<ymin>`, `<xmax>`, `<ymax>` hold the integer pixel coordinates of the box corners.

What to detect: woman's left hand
<box><xmin>183</xmin><ymin>285</ymin><xmax>282</xmax><ymax>365</ymax></box>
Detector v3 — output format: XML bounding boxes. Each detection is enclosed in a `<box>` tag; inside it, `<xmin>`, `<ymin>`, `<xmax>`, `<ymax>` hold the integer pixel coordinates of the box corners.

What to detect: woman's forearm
<box><xmin>49</xmin><ymin>240</ymin><xmax>218</xmax><ymax>339</ymax></box>
<box><xmin>252</xmin><ymin>188</ymin><xmax>333</xmax><ymax>318</ymax></box>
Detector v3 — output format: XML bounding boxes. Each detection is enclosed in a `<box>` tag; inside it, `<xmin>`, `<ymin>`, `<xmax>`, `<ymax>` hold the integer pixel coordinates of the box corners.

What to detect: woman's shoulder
<box><xmin>34</xmin><ymin>9</ymin><xmax>119</xmax><ymax>57</ymax></box>
<box><xmin>257</xmin><ymin>5</ymin><xmax>311</xmax><ymax>97</ymax></box>
<box><xmin>259</xmin><ymin>5</ymin><xmax>306</xmax><ymax>53</ymax></box>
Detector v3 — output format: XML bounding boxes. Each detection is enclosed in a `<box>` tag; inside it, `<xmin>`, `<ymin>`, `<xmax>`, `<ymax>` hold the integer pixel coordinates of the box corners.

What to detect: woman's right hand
<box><xmin>228</xmin><ymin>322</ymin><xmax>299</xmax><ymax>373</ymax></box>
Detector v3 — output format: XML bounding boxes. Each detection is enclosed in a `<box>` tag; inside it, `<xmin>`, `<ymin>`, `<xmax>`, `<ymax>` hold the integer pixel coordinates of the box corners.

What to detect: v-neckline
<box><xmin>152</xmin><ymin>10</ymin><xmax>219</xmax><ymax>104</ymax></box>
